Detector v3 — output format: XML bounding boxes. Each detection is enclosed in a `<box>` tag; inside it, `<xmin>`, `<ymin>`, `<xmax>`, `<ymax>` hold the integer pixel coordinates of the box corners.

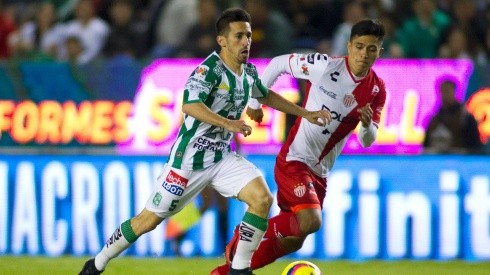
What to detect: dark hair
<box><xmin>216</xmin><ymin>8</ymin><xmax>251</xmax><ymax>36</ymax></box>
<box><xmin>350</xmin><ymin>18</ymin><xmax>385</xmax><ymax>42</ymax></box>
<box><xmin>441</xmin><ymin>79</ymin><xmax>456</xmax><ymax>89</ymax></box>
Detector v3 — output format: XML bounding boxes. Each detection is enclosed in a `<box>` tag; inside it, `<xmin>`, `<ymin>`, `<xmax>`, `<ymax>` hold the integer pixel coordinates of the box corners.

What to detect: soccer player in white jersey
<box><xmin>212</xmin><ymin>18</ymin><xmax>387</xmax><ymax>274</ymax></box>
<box><xmin>79</xmin><ymin>8</ymin><xmax>330</xmax><ymax>275</ymax></box>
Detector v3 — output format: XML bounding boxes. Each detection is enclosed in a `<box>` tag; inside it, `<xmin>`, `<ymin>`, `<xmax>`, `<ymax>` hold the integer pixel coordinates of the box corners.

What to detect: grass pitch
<box><xmin>0</xmin><ymin>256</ymin><xmax>489</xmax><ymax>274</ymax></box>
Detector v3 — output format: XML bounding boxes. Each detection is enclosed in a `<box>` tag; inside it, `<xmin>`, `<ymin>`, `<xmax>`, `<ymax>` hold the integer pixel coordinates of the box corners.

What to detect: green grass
<box><xmin>0</xmin><ymin>256</ymin><xmax>489</xmax><ymax>275</ymax></box>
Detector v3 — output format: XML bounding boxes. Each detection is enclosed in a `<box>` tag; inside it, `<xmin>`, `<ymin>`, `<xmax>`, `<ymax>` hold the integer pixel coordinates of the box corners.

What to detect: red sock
<box><xmin>264</xmin><ymin>212</ymin><xmax>301</xmax><ymax>239</ymax></box>
<box><xmin>250</xmin><ymin>238</ymin><xmax>288</xmax><ymax>270</ymax></box>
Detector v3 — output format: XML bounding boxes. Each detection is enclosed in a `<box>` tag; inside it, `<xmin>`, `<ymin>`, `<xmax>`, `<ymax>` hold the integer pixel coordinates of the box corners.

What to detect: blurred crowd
<box><xmin>0</xmin><ymin>0</ymin><xmax>488</xmax><ymax>65</ymax></box>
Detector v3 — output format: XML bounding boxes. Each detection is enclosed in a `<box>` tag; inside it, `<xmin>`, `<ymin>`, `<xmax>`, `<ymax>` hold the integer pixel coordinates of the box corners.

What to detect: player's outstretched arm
<box><xmin>182</xmin><ymin>102</ymin><xmax>252</xmax><ymax>137</ymax></box>
<box><xmin>258</xmin><ymin>89</ymin><xmax>331</xmax><ymax>126</ymax></box>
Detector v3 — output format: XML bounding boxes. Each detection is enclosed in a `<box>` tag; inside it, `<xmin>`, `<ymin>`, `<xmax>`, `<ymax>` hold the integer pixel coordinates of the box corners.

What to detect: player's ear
<box><xmin>217</xmin><ymin>35</ymin><xmax>226</xmax><ymax>48</ymax></box>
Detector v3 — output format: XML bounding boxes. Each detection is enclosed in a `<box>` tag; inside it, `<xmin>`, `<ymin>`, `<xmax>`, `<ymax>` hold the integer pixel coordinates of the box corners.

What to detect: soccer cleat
<box><xmin>225</xmin><ymin>225</ymin><xmax>239</xmax><ymax>265</ymax></box>
<box><xmin>210</xmin><ymin>264</ymin><xmax>229</xmax><ymax>275</ymax></box>
<box><xmin>79</xmin><ymin>258</ymin><xmax>103</xmax><ymax>275</ymax></box>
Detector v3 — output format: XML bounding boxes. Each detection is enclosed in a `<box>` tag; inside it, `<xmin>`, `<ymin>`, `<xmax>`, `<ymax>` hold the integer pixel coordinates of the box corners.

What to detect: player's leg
<box><xmin>211</xmin><ymin>153</ymin><xmax>273</xmax><ymax>273</ymax></box>
<box><xmin>80</xmin><ymin>164</ymin><xmax>208</xmax><ymax>274</ymax></box>
<box><xmin>89</xmin><ymin>209</ymin><xmax>164</xmax><ymax>273</ymax></box>
<box><xmin>251</xmin><ymin>160</ymin><xmax>326</xmax><ymax>270</ymax></box>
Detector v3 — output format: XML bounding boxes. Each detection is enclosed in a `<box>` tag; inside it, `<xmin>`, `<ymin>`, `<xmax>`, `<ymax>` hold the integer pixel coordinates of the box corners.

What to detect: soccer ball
<box><xmin>281</xmin><ymin>260</ymin><xmax>322</xmax><ymax>275</ymax></box>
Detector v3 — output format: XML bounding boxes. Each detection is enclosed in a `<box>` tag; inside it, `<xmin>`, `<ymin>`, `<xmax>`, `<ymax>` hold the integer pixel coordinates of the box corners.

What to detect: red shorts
<box><xmin>274</xmin><ymin>158</ymin><xmax>327</xmax><ymax>213</ymax></box>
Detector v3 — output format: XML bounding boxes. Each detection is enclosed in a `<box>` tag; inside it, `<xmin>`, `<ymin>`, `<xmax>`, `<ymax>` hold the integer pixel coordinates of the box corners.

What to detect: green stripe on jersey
<box><xmin>173</xmin><ymin>118</ymin><xmax>201</xmax><ymax>169</ymax></box>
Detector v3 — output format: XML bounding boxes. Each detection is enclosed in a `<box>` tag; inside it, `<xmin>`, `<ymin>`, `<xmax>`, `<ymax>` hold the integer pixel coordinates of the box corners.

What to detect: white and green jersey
<box><xmin>168</xmin><ymin>52</ymin><xmax>269</xmax><ymax>170</ymax></box>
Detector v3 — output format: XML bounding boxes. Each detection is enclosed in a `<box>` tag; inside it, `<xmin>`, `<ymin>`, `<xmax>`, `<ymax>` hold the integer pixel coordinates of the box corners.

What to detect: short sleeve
<box><xmin>183</xmin><ymin>64</ymin><xmax>219</xmax><ymax>104</ymax></box>
<box><xmin>287</xmin><ymin>53</ymin><xmax>329</xmax><ymax>84</ymax></box>
<box><xmin>246</xmin><ymin>64</ymin><xmax>269</xmax><ymax>99</ymax></box>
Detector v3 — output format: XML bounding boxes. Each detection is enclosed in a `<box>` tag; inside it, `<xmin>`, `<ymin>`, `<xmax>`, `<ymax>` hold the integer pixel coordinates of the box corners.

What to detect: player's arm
<box><xmin>357</xmin><ymin>103</ymin><xmax>377</xmax><ymax>147</ymax></box>
<box><xmin>258</xmin><ymin>89</ymin><xmax>330</xmax><ymax>127</ymax></box>
<box><xmin>182</xmin><ymin>102</ymin><xmax>252</xmax><ymax>137</ymax></box>
<box><xmin>246</xmin><ymin>54</ymin><xmax>292</xmax><ymax>121</ymax></box>
<box><xmin>247</xmin><ymin>53</ymin><xmax>328</xmax><ymax>122</ymax></box>
<box><xmin>357</xmin><ymin>86</ymin><xmax>386</xmax><ymax>147</ymax></box>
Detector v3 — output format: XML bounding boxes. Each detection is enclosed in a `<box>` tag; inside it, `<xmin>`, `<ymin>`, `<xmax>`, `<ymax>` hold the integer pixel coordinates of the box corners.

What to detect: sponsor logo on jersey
<box><xmin>319</xmin><ymin>86</ymin><xmax>337</xmax><ymax>99</ymax></box>
<box><xmin>308</xmin><ymin>182</ymin><xmax>317</xmax><ymax>195</ymax></box>
<box><xmin>162</xmin><ymin>171</ymin><xmax>187</xmax><ymax>196</ymax></box>
<box><xmin>343</xmin><ymin>94</ymin><xmax>356</xmax><ymax>107</ymax></box>
<box><xmin>195</xmin><ymin>65</ymin><xmax>208</xmax><ymax>78</ymax></box>
<box><xmin>213</xmin><ymin>90</ymin><xmax>231</xmax><ymax>100</ymax></box>
<box><xmin>193</xmin><ymin>137</ymin><xmax>228</xmax><ymax>151</ymax></box>
<box><xmin>372</xmin><ymin>85</ymin><xmax>379</xmax><ymax>94</ymax></box>
<box><xmin>301</xmin><ymin>64</ymin><xmax>309</xmax><ymax>75</ymax></box>
<box><xmin>226</xmin><ymin>104</ymin><xmax>245</xmax><ymax>113</ymax></box>
<box><xmin>233</xmin><ymin>89</ymin><xmax>245</xmax><ymax>101</ymax></box>
<box><xmin>162</xmin><ymin>181</ymin><xmax>184</xmax><ymax>196</ymax></box>
<box><xmin>216</xmin><ymin>82</ymin><xmax>230</xmax><ymax>91</ymax></box>
<box><xmin>165</xmin><ymin>170</ymin><xmax>188</xmax><ymax>188</ymax></box>
<box><xmin>294</xmin><ymin>184</ymin><xmax>306</xmax><ymax>197</ymax></box>
<box><xmin>322</xmin><ymin>104</ymin><xmax>358</xmax><ymax>124</ymax></box>
<box><xmin>185</xmin><ymin>77</ymin><xmax>212</xmax><ymax>93</ymax></box>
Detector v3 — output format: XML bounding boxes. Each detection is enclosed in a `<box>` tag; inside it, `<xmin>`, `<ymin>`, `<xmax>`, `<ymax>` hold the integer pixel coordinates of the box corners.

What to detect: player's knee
<box><xmin>303</xmin><ymin>218</ymin><xmax>322</xmax><ymax>235</ymax></box>
<box><xmin>253</xmin><ymin>191</ymin><xmax>273</xmax><ymax>212</ymax></box>
<box><xmin>298</xmin><ymin>213</ymin><xmax>322</xmax><ymax>236</ymax></box>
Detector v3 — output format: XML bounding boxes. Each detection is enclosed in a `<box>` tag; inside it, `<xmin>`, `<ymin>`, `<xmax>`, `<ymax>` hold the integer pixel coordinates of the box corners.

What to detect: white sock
<box><xmin>94</xmin><ymin>220</ymin><xmax>138</xmax><ymax>271</ymax></box>
<box><xmin>231</xmin><ymin>213</ymin><xmax>267</xmax><ymax>270</ymax></box>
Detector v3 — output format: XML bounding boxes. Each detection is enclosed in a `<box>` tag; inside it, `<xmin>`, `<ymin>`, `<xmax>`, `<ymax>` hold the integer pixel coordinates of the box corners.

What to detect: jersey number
<box><xmin>169</xmin><ymin>199</ymin><xmax>179</xmax><ymax>211</ymax></box>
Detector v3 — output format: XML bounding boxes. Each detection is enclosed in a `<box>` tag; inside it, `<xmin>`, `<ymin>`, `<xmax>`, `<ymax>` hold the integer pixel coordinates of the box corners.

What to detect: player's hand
<box><xmin>224</xmin><ymin>120</ymin><xmax>252</xmax><ymax>137</ymax></box>
<box><xmin>304</xmin><ymin>110</ymin><xmax>331</xmax><ymax>126</ymax></box>
<box><xmin>246</xmin><ymin>107</ymin><xmax>264</xmax><ymax>123</ymax></box>
<box><xmin>357</xmin><ymin>103</ymin><xmax>373</xmax><ymax>127</ymax></box>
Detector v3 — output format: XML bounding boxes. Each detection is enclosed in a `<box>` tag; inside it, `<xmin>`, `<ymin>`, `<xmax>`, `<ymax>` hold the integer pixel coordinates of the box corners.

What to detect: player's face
<box><xmin>347</xmin><ymin>35</ymin><xmax>383</xmax><ymax>77</ymax></box>
<box><xmin>217</xmin><ymin>22</ymin><xmax>252</xmax><ymax>65</ymax></box>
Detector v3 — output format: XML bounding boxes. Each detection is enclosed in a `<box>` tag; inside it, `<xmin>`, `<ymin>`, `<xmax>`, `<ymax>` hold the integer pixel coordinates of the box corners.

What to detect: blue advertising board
<box><xmin>0</xmin><ymin>155</ymin><xmax>489</xmax><ymax>260</ymax></box>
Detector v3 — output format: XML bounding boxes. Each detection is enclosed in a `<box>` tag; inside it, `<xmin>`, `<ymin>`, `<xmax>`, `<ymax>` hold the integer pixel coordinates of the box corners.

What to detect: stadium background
<box><xmin>0</xmin><ymin>0</ymin><xmax>489</xmax><ymax>274</ymax></box>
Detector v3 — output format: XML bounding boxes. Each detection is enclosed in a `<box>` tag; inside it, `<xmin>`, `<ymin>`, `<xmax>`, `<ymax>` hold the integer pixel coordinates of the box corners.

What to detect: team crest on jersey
<box><xmin>301</xmin><ymin>64</ymin><xmax>309</xmax><ymax>75</ymax></box>
<box><xmin>343</xmin><ymin>94</ymin><xmax>356</xmax><ymax>107</ymax></box>
<box><xmin>213</xmin><ymin>61</ymin><xmax>225</xmax><ymax>75</ymax></box>
<box><xmin>294</xmin><ymin>184</ymin><xmax>306</xmax><ymax>197</ymax></box>
<box><xmin>244</xmin><ymin>66</ymin><xmax>257</xmax><ymax>77</ymax></box>
<box><xmin>372</xmin><ymin>85</ymin><xmax>379</xmax><ymax>94</ymax></box>
<box><xmin>152</xmin><ymin>192</ymin><xmax>162</xmax><ymax>207</ymax></box>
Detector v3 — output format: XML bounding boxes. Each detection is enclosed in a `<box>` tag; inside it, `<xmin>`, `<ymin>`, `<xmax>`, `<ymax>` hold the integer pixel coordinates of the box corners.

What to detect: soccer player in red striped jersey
<box><xmin>212</xmin><ymin>18</ymin><xmax>387</xmax><ymax>274</ymax></box>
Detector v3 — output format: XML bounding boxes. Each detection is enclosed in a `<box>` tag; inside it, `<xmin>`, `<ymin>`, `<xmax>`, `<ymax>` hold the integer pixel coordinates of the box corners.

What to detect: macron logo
<box><xmin>166</xmin><ymin>170</ymin><xmax>188</xmax><ymax>188</ymax></box>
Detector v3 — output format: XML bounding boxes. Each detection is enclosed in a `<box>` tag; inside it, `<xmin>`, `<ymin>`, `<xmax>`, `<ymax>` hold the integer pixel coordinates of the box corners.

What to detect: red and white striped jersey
<box><xmin>259</xmin><ymin>53</ymin><xmax>386</xmax><ymax>177</ymax></box>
